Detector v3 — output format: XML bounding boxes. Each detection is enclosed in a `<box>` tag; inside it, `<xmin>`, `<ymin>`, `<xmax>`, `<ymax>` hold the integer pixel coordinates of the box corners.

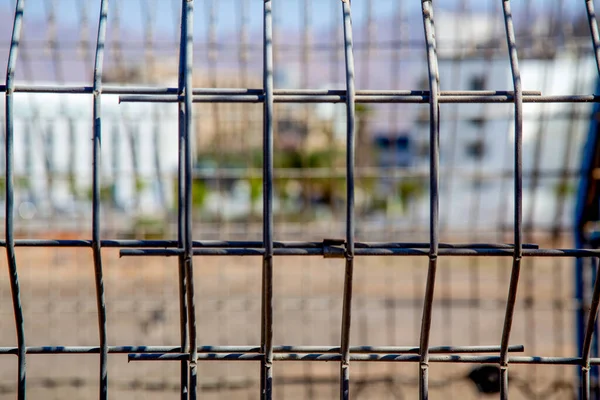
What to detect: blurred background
<box><xmin>0</xmin><ymin>0</ymin><xmax>599</xmax><ymax>398</ymax></box>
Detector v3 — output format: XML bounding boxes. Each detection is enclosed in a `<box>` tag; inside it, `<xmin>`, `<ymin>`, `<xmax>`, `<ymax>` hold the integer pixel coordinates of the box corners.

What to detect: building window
<box><xmin>396</xmin><ymin>136</ymin><xmax>410</xmax><ymax>151</ymax></box>
<box><xmin>469</xmin><ymin>116</ymin><xmax>486</xmax><ymax>127</ymax></box>
<box><xmin>465</xmin><ymin>139</ymin><xmax>486</xmax><ymax>160</ymax></box>
<box><xmin>469</xmin><ymin>75</ymin><xmax>486</xmax><ymax>91</ymax></box>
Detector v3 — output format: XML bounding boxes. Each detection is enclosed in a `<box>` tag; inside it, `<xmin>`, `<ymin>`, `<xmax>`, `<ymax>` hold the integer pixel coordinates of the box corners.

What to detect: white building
<box><xmin>407</xmin><ymin>53</ymin><xmax>598</xmax><ymax>231</ymax></box>
<box><xmin>0</xmin><ymin>91</ymin><xmax>179</xmax><ymax>220</ymax></box>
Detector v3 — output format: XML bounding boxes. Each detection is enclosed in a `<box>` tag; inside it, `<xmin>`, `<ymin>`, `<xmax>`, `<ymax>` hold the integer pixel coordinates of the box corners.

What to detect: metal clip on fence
<box><xmin>323</xmin><ymin>239</ymin><xmax>346</xmax><ymax>259</ymax></box>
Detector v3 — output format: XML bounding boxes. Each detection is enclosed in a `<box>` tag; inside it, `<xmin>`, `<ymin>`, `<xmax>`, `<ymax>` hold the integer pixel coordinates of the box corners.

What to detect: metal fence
<box><xmin>2</xmin><ymin>0</ymin><xmax>600</xmax><ymax>399</ymax></box>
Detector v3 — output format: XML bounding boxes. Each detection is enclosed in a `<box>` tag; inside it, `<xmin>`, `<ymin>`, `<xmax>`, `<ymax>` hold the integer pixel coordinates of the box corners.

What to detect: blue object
<box><xmin>576</xmin><ymin>79</ymin><xmax>600</xmax><ymax>400</ymax></box>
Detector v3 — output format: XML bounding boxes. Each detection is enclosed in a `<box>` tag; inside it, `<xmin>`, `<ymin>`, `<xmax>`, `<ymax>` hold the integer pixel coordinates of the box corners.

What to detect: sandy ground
<box><xmin>0</xmin><ymin>242</ymin><xmax>584</xmax><ymax>399</ymax></box>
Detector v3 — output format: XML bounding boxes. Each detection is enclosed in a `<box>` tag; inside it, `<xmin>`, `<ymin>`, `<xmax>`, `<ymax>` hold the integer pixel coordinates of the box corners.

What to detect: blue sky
<box><xmin>0</xmin><ymin>0</ymin><xmax>591</xmax><ymax>84</ymax></box>
<box><xmin>2</xmin><ymin>0</ymin><xmax>586</xmax><ymax>41</ymax></box>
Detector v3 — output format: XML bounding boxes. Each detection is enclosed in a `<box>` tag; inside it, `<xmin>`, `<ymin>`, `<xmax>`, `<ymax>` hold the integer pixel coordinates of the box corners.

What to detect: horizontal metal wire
<box><xmin>0</xmin><ymin>345</ymin><xmax>524</xmax><ymax>355</ymax></box>
<box><xmin>0</xmin><ymin>85</ymin><xmax>541</xmax><ymax>96</ymax></box>
<box><xmin>128</xmin><ymin>353</ymin><xmax>600</xmax><ymax>365</ymax></box>
<box><xmin>119</xmin><ymin>247</ymin><xmax>600</xmax><ymax>258</ymax></box>
<box><xmin>0</xmin><ymin>239</ymin><xmax>538</xmax><ymax>249</ymax></box>
<box><xmin>3</xmin><ymin>0</ymin><xmax>600</xmax><ymax>398</ymax></box>
<box><xmin>118</xmin><ymin>94</ymin><xmax>600</xmax><ymax>104</ymax></box>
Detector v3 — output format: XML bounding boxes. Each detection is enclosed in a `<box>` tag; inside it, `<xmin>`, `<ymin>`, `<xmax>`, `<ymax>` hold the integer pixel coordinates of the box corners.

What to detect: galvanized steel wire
<box><xmin>2</xmin><ymin>0</ymin><xmax>600</xmax><ymax>399</ymax></box>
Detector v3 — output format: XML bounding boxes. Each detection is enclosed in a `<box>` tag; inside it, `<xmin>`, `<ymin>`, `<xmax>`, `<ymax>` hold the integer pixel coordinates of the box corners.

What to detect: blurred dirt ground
<box><xmin>0</xmin><ymin>242</ymin><xmax>580</xmax><ymax>399</ymax></box>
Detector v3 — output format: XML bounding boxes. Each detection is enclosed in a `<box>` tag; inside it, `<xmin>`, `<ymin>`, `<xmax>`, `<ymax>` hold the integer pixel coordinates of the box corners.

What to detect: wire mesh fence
<box><xmin>1</xmin><ymin>0</ymin><xmax>600</xmax><ymax>399</ymax></box>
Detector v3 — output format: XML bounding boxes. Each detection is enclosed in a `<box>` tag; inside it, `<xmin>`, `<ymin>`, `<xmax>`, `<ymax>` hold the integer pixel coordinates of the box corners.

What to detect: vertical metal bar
<box><xmin>4</xmin><ymin>1</ymin><xmax>26</xmax><ymax>399</ymax></box>
<box><xmin>591</xmin><ymin>261</ymin><xmax>599</xmax><ymax>400</ymax></box>
<box><xmin>562</xmin><ymin>52</ymin><xmax>588</xmax><ymax>400</ymax></box>
<box><xmin>339</xmin><ymin>1</ymin><xmax>355</xmax><ymax>399</ymax></box>
<box><xmin>578</xmin><ymin>255</ymin><xmax>587</xmax><ymax>395</ymax></box>
<box><xmin>499</xmin><ymin>1</ymin><xmax>523</xmax><ymax>399</ymax></box>
<box><xmin>592</xmin><ymin>278</ymin><xmax>600</xmax><ymax>398</ymax></box>
<box><xmin>177</xmin><ymin>0</ymin><xmax>196</xmax><ymax>398</ymax></box>
<box><xmin>493</xmin><ymin>0</ymin><xmax>511</xmax><ymax>340</ymax></box>
<box><xmin>261</xmin><ymin>1</ymin><xmax>274</xmax><ymax>398</ymax></box>
<box><xmin>176</xmin><ymin>0</ymin><xmax>189</xmax><ymax>397</ymax></box>
<box><xmin>586</xmin><ymin>0</ymin><xmax>600</xmax><ymax>77</ymax></box>
<box><xmin>582</xmin><ymin>258</ymin><xmax>600</xmax><ymax>400</ymax></box>
<box><xmin>577</xmin><ymin>75</ymin><xmax>600</xmax><ymax>398</ymax></box>
<box><xmin>582</xmin><ymin>2</ymin><xmax>600</xmax><ymax>398</ymax></box>
<box><xmin>418</xmin><ymin>2</ymin><xmax>440</xmax><ymax>399</ymax></box>
<box><xmin>92</xmin><ymin>0</ymin><xmax>110</xmax><ymax>398</ymax></box>
<box><xmin>0</xmin><ymin>124</ymin><xmax>4</xmax><ymax>194</ymax></box>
